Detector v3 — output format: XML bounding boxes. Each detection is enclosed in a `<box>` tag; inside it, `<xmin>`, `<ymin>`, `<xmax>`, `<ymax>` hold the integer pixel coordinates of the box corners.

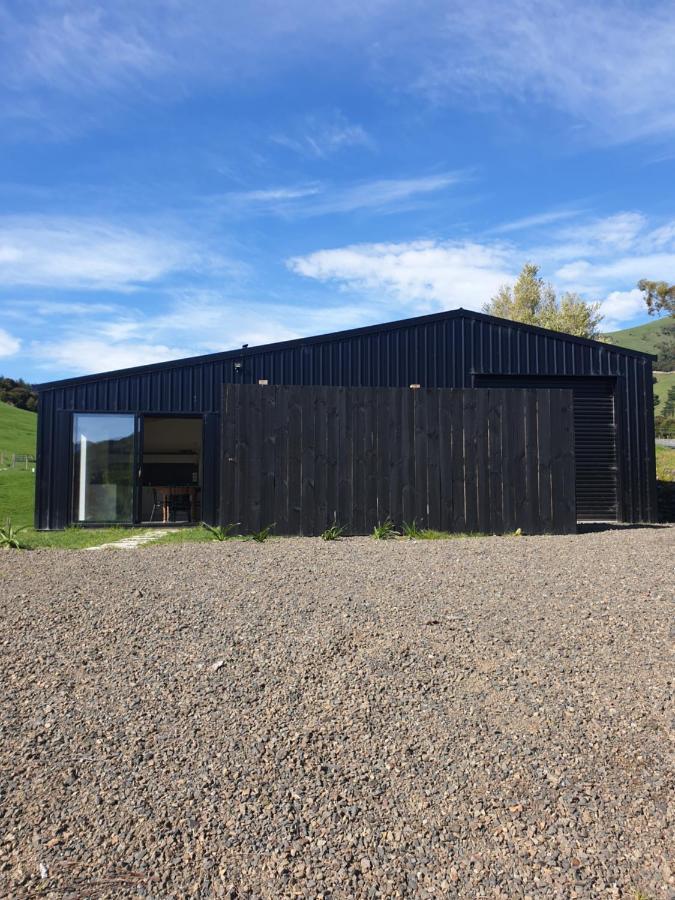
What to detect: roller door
<box><xmin>572</xmin><ymin>381</ymin><xmax>617</xmax><ymax>520</ymax></box>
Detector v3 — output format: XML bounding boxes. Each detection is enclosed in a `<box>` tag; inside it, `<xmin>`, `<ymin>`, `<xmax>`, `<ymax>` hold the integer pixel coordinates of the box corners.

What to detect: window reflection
<box><xmin>72</xmin><ymin>415</ymin><xmax>135</xmax><ymax>523</ymax></box>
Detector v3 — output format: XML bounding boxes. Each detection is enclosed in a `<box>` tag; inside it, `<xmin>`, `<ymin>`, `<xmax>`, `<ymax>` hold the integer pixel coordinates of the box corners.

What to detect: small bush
<box><xmin>202</xmin><ymin>522</ymin><xmax>239</xmax><ymax>541</ymax></box>
<box><xmin>0</xmin><ymin>518</ymin><xmax>29</xmax><ymax>550</ymax></box>
<box><xmin>247</xmin><ymin>523</ymin><xmax>275</xmax><ymax>543</ymax></box>
<box><xmin>372</xmin><ymin>518</ymin><xmax>399</xmax><ymax>540</ymax></box>
<box><xmin>321</xmin><ymin>520</ymin><xmax>346</xmax><ymax>541</ymax></box>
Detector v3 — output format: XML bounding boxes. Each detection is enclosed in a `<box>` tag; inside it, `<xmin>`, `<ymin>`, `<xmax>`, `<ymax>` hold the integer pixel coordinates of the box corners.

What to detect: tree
<box><xmin>484</xmin><ymin>263</ymin><xmax>603</xmax><ymax>339</ymax></box>
<box><xmin>0</xmin><ymin>377</ymin><xmax>38</xmax><ymax>412</ymax></box>
<box><xmin>637</xmin><ymin>280</ymin><xmax>675</xmax><ymax>372</ymax></box>
<box><xmin>662</xmin><ymin>385</ymin><xmax>675</xmax><ymax>418</ymax></box>
<box><xmin>637</xmin><ymin>279</ymin><xmax>675</xmax><ymax>317</ymax></box>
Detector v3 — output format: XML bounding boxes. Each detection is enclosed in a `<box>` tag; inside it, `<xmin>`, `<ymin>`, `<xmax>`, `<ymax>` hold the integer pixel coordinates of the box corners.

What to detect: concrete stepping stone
<box><xmin>86</xmin><ymin>529</ymin><xmax>179</xmax><ymax>550</ymax></box>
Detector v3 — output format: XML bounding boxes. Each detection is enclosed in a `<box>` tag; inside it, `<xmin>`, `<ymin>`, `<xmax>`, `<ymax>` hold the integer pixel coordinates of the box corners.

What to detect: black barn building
<box><xmin>34</xmin><ymin>309</ymin><xmax>657</xmax><ymax>533</ymax></box>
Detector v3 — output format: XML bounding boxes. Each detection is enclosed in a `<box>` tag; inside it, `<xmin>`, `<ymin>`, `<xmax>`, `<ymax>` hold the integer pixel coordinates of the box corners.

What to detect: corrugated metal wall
<box><xmin>35</xmin><ymin>311</ymin><xmax>657</xmax><ymax>528</ymax></box>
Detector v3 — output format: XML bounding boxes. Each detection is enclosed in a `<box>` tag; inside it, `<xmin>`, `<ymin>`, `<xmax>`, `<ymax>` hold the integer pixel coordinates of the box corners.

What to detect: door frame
<box><xmin>133</xmin><ymin>414</ymin><xmax>144</xmax><ymax>525</ymax></box>
<box><xmin>135</xmin><ymin>413</ymin><xmax>206</xmax><ymax>526</ymax></box>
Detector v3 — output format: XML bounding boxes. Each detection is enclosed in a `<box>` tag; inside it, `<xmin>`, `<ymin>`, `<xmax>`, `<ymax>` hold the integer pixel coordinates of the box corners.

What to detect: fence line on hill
<box><xmin>0</xmin><ymin>451</ymin><xmax>36</xmax><ymax>469</ymax></box>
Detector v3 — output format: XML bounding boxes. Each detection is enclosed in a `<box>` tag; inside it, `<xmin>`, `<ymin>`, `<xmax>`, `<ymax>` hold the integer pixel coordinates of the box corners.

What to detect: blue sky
<box><xmin>1</xmin><ymin>0</ymin><xmax>675</xmax><ymax>382</ymax></box>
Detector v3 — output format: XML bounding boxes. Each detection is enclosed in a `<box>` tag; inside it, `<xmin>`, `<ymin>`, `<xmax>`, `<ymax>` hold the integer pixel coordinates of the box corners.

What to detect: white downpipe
<box><xmin>78</xmin><ymin>434</ymin><xmax>88</xmax><ymax>521</ymax></box>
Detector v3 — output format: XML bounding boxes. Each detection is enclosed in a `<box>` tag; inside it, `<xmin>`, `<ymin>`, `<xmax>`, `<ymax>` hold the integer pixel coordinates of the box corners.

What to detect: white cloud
<box><xmin>0</xmin><ymin>216</ymin><xmax>228</xmax><ymax>290</ymax></box>
<box><xmin>32</xmin><ymin>338</ymin><xmax>192</xmax><ymax>375</ymax></box>
<box><xmin>0</xmin><ymin>327</ymin><xmax>20</xmax><ymax>357</ymax></box>
<box><xmin>647</xmin><ymin>222</ymin><xmax>675</xmax><ymax>250</ymax></box>
<box><xmin>556</xmin><ymin>213</ymin><xmax>647</xmax><ymax>252</ymax></box>
<box><xmin>289</xmin><ymin>240</ymin><xmax>514</xmax><ymax>312</ymax></box>
<box><xmin>289</xmin><ymin>210</ymin><xmax>675</xmax><ymax>327</ymax></box>
<box><xmin>598</xmin><ymin>289</ymin><xmax>646</xmax><ymax>332</ymax></box>
<box><xmin>555</xmin><ymin>253</ymin><xmax>675</xmax><ymax>300</ymax></box>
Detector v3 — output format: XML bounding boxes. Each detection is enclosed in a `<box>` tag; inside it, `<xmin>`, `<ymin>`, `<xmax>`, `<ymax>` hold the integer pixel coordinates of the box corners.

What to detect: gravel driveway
<box><xmin>1</xmin><ymin>528</ymin><xmax>673</xmax><ymax>898</ymax></box>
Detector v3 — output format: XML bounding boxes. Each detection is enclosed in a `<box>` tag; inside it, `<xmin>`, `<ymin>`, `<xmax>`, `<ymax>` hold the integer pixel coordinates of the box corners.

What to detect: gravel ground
<box><xmin>1</xmin><ymin>527</ymin><xmax>673</xmax><ymax>899</ymax></box>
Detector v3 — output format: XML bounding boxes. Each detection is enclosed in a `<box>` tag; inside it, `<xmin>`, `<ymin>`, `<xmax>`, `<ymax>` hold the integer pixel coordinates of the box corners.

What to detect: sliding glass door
<box><xmin>72</xmin><ymin>414</ymin><xmax>136</xmax><ymax>524</ymax></box>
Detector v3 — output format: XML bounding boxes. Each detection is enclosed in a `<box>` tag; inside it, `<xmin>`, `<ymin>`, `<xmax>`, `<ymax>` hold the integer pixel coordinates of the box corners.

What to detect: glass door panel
<box><xmin>72</xmin><ymin>414</ymin><xmax>136</xmax><ymax>523</ymax></box>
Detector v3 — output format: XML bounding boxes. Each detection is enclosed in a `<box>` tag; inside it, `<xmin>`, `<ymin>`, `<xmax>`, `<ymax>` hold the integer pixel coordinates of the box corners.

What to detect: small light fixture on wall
<box><xmin>233</xmin><ymin>360</ymin><xmax>243</xmax><ymax>375</ymax></box>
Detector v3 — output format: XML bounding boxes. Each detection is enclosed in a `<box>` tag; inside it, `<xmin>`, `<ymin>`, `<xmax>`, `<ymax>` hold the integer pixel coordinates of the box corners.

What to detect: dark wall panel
<box><xmin>35</xmin><ymin>311</ymin><xmax>655</xmax><ymax>529</ymax></box>
<box><xmin>220</xmin><ymin>384</ymin><xmax>576</xmax><ymax>536</ymax></box>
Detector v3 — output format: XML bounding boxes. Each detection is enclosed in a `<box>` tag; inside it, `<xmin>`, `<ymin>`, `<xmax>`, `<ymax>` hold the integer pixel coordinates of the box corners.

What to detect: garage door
<box><xmin>473</xmin><ymin>376</ymin><xmax>618</xmax><ymax>522</ymax></box>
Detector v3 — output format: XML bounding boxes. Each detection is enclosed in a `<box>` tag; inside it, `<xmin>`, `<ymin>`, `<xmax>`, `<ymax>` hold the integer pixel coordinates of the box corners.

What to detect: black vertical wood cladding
<box><xmin>34</xmin><ymin>310</ymin><xmax>656</xmax><ymax>528</ymax></box>
<box><xmin>220</xmin><ymin>385</ymin><xmax>576</xmax><ymax>535</ymax></box>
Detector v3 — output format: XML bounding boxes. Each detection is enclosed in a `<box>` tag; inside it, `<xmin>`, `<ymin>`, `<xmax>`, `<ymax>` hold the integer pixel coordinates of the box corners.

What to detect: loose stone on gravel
<box><xmin>0</xmin><ymin>526</ymin><xmax>673</xmax><ymax>898</ymax></box>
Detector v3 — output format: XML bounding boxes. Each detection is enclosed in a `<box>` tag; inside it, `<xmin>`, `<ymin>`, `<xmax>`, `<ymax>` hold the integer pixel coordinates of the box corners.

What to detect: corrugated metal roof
<box><xmin>34</xmin><ymin>307</ymin><xmax>655</xmax><ymax>391</ymax></box>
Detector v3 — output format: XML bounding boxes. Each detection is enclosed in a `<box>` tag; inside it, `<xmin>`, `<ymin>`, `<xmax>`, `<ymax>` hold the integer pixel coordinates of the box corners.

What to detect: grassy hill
<box><xmin>603</xmin><ymin>318</ymin><xmax>670</xmax><ymax>357</ymax></box>
<box><xmin>0</xmin><ymin>400</ymin><xmax>37</xmax><ymax>457</ymax></box>
<box><xmin>604</xmin><ymin>319</ymin><xmax>674</xmax><ymax>412</ymax></box>
<box><xmin>0</xmin><ymin>402</ymin><xmax>37</xmax><ymax>528</ymax></box>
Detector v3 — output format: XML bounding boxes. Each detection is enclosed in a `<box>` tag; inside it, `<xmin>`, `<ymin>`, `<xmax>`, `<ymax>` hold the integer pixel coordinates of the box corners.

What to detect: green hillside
<box><xmin>0</xmin><ymin>402</ymin><xmax>37</xmax><ymax>528</ymax></box>
<box><xmin>654</xmin><ymin>371</ymin><xmax>675</xmax><ymax>411</ymax></box>
<box><xmin>0</xmin><ymin>401</ymin><xmax>37</xmax><ymax>456</ymax></box>
<box><xmin>603</xmin><ymin>318</ymin><xmax>670</xmax><ymax>357</ymax></box>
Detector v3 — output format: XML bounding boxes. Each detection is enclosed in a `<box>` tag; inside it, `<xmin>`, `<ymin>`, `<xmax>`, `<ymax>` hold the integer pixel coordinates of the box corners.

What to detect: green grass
<box><xmin>603</xmin><ymin>318</ymin><xmax>670</xmax><ymax>356</ymax></box>
<box><xmin>0</xmin><ymin>467</ymin><xmax>35</xmax><ymax>527</ymax></box>
<box><xmin>0</xmin><ymin>401</ymin><xmax>37</xmax><ymax>457</ymax></box>
<box><xmin>149</xmin><ymin>527</ymin><xmax>220</xmax><ymax>546</ymax></box>
<box><xmin>0</xmin><ymin>401</ymin><xmax>38</xmax><ymax>533</ymax></box>
<box><xmin>372</xmin><ymin>519</ymin><xmax>399</xmax><ymax>539</ymax></box>
<box><xmin>22</xmin><ymin>526</ymin><xmax>142</xmax><ymax>550</ymax></box>
<box><xmin>653</xmin><ymin>371</ymin><xmax>675</xmax><ymax>413</ymax></box>
<box><xmin>655</xmin><ymin>445</ymin><xmax>675</xmax><ymax>482</ymax></box>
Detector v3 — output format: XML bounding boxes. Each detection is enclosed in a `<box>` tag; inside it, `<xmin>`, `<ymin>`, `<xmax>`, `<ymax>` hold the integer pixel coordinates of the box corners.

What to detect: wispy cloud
<box><xmin>3</xmin><ymin>1</ymin><xmax>675</xmax><ymax>145</ymax></box>
<box><xmin>493</xmin><ymin>209</ymin><xmax>581</xmax><ymax>234</ymax></box>
<box><xmin>412</xmin><ymin>0</ymin><xmax>675</xmax><ymax>143</ymax></box>
<box><xmin>272</xmin><ymin>111</ymin><xmax>375</xmax><ymax>158</ymax></box>
<box><xmin>225</xmin><ymin>172</ymin><xmax>466</xmax><ymax>218</ymax></box>
<box><xmin>310</xmin><ymin>173</ymin><xmax>465</xmax><ymax>215</ymax></box>
<box><xmin>0</xmin><ymin>2</ymin><xmax>386</xmax><ymax>135</ymax></box>
<box><xmin>228</xmin><ymin>184</ymin><xmax>322</xmax><ymax>204</ymax></box>
<box><xmin>0</xmin><ymin>216</ymin><xmax>234</xmax><ymax>290</ymax></box>
<box><xmin>27</xmin><ymin>291</ymin><xmax>377</xmax><ymax>376</ymax></box>
<box><xmin>1</xmin><ymin>6</ymin><xmax>165</xmax><ymax>94</ymax></box>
